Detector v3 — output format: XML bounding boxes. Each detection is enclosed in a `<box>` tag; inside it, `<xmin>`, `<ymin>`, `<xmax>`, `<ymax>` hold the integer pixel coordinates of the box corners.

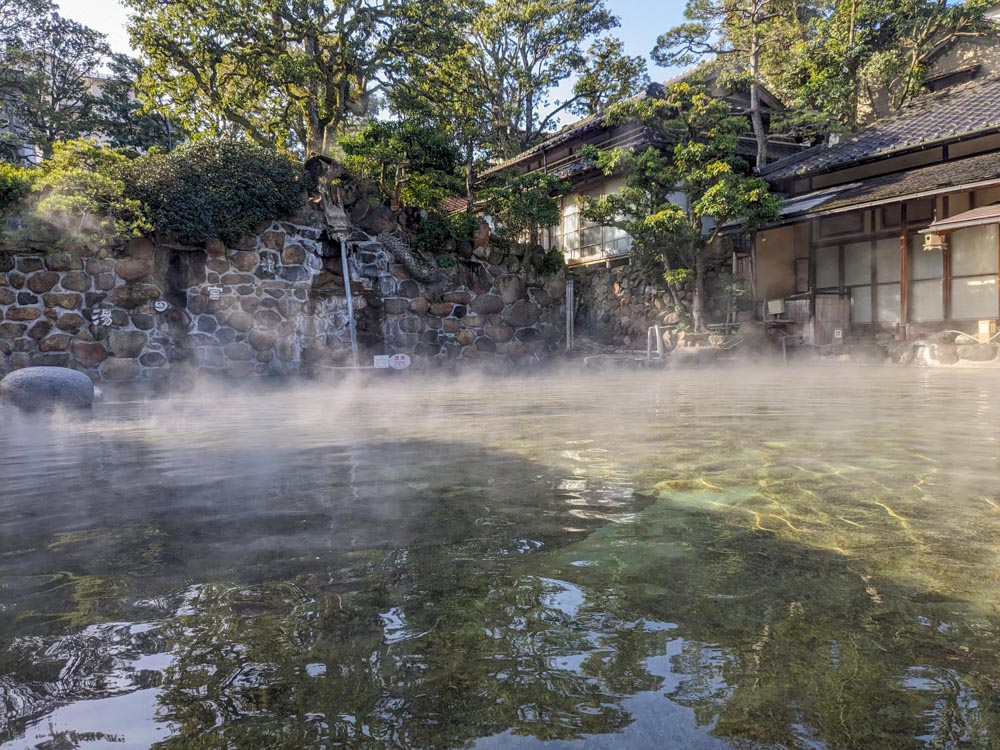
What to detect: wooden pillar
<box><xmin>808</xmin><ymin>220</ymin><xmax>817</xmax><ymax>317</ymax></box>
<box><xmin>869</xmin><ymin>210</ymin><xmax>877</xmax><ymax>323</ymax></box>
<box><xmin>943</xmin><ymin>195</ymin><xmax>952</xmax><ymax>321</ymax></box>
<box><xmin>899</xmin><ymin>203</ymin><xmax>909</xmax><ymax>329</ymax></box>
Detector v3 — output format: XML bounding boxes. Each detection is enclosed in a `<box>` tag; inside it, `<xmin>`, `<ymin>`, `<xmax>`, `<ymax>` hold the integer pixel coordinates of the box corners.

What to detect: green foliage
<box><xmin>448</xmin><ymin>211</ymin><xmax>480</xmax><ymax>244</ymax></box>
<box><xmin>125</xmin><ymin>0</ymin><xmax>463</xmax><ymax>154</ymax></box>
<box><xmin>463</xmin><ymin>0</ymin><xmax>623</xmax><ymax>157</ymax></box>
<box><xmin>571</xmin><ymin>37</ymin><xmax>650</xmax><ymax>117</ymax></box>
<box><xmin>0</xmin><ymin>163</ymin><xmax>35</xmax><ymax>214</ymax></box>
<box><xmin>579</xmin><ymin>82</ymin><xmax>780</xmax><ymax>331</ymax></box>
<box><xmin>536</xmin><ymin>247</ymin><xmax>566</xmax><ymax>275</ymax></box>
<box><xmin>25</xmin><ymin>140</ymin><xmax>150</xmax><ymax>242</ymax></box>
<box><xmin>664</xmin><ymin>268</ymin><xmax>693</xmax><ymax>287</ymax></box>
<box><xmin>436</xmin><ymin>255</ymin><xmax>457</xmax><ymax>268</ymax></box>
<box><xmin>481</xmin><ymin>171</ymin><xmax>569</xmax><ymax>241</ymax></box>
<box><xmin>413</xmin><ymin>212</ymin><xmax>453</xmax><ymax>256</ymax></box>
<box><xmin>1</xmin><ymin>10</ymin><xmax>111</xmax><ymax>158</ymax></box>
<box><xmin>413</xmin><ymin>209</ymin><xmax>480</xmax><ymax>257</ymax></box>
<box><xmin>91</xmin><ymin>54</ymin><xmax>182</xmax><ymax>152</ymax></box>
<box><xmin>125</xmin><ymin>138</ymin><xmax>305</xmax><ymax>244</ymax></box>
<box><xmin>341</xmin><ymin>122</ymin><xmax>461</xmax><ymax>209</ymax></box>
<box><xmin>652</xmin><ymin>0</ymin><xmax>995</xmax><ymax>135</ymax></box>
<box><xmin>394</xmin><ymin>0</ymin><xmax>631</xmax><ymax>168</ymax></box>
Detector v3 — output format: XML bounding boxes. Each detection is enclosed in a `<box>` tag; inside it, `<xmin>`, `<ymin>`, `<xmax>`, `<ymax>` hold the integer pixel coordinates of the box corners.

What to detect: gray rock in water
<box><xmin>0</xmin><ymin>366</ymin><xmax>95</xmax><ymax>411</ymax></box>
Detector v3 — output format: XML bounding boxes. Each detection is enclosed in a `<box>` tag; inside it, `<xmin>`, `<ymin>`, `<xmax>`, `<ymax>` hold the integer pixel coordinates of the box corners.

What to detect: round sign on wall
<box><xmin>389</xmin><ymin>353</ymin><xmax>411</xmax><ymax>370</ymax></box>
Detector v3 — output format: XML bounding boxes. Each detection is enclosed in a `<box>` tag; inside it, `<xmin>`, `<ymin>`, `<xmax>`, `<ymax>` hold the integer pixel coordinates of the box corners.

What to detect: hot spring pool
<box><xmin>2</xmin><ymin>367</ymin><xmax>1000</xmax><ymax>749</ymax></box>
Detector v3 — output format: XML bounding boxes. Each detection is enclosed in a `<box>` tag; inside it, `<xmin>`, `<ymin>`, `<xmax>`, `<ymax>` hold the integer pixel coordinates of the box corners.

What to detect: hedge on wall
<box><xmin>125</xmin><ymin>138</ymin><xmax>306</xmax><ymax>245</ymax></box>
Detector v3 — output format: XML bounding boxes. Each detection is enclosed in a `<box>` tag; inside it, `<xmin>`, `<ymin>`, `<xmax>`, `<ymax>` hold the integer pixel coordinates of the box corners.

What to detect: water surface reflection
<box><xmin>2</xmin><ymin>367</ymin><xmax>1000</xmax><ymax>748</ymax></box>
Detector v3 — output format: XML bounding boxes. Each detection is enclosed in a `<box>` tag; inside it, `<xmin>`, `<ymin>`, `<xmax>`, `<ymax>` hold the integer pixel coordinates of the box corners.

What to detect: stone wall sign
<box><xmin>389</xmin><ymin>353</ymin><xmax>411</xmax><ymax>370</ymax></box>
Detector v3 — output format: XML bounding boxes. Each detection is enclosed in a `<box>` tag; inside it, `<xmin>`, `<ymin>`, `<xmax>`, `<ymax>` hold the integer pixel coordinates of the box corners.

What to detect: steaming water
<box><xmin>2</xmin><ymin>367</ymin><xmax>1000</xmax><ymax>749</ymax></box>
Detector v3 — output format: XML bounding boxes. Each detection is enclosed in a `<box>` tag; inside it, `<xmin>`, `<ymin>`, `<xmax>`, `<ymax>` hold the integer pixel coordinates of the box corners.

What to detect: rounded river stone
<box><xmin>0</xmin><ymin>366</ymin><xmax>94</xmax><ymax>411</ymax></box>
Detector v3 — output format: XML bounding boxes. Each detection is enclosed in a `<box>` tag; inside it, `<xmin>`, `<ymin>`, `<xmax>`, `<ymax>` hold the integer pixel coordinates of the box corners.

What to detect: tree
<box><xmin>25</xmin><ymin>139</ymin><xmax>149</xmax><ymax>242</ymax></box>
<box><xmin>390</xmin><ymin>0</ymin><xmax>641</xmax><ymax>212</ymax></box>
<box><xmin>91</xmin><ymin>54</ymin><xmax>181</xmax><ymax>152</ymax></box>
<box><xmin>463</xmin><ymin>0</ymin><xmax>625</xmax><ymax>157</ymax></box>
<box><xmin>579</xmin><ymin>82</ymin><xmax>780</xmax><ymax>332</ymax></box>
<box><xmin>653</xmin><ymin>0</ymin><xmax>811</xmax><ymax>168</ymax></box>
<box><xmin>12</xmin><ymin>13</ymin><xmax>110</xmax><ymax>156</ymax></box>
<box><xmin>0</xmin><ymin>2</ymin><xmax>108</xmax><ymax>160</ymax></box>
<box><xmin>125</xmin><ymin>138</ymin><xmax>305</xmax><ymax>244</ymax></box>
<box><xmin>480</xmin><ymin>170</ymin><xmax>568</xmax><ymax>244</ymax></box>
<box><xmin>340</xmin><ymin>121</ymin><xmax>462</xmax><ymax>210</ymax></box>
<box><xmin>125</xmin><ymin>0</ymin><xmax>462</xmax><ymax>155</ymax></box>
<box><xmin>793</xmin><ymin>0</ymin><xmax>994</xmax><ymax>128</ymax></box>
<box><xmin>655</xmin><ymin>0</ymin><xmax>997</xmax><ymax>140</ymax></box>
<box><xmin>570</xmin><ymin>37</ymin><xmax>650</xmax><ymax>118</ymax></box>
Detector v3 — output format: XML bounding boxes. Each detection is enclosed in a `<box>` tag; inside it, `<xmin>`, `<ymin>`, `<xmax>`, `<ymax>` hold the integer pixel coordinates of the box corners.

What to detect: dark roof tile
<box><xmin>762</xmin><ymin>77</ymin><xmax>1000</xmax><ymax>180</ymax></box>
<box><xmin>780</xmin><ymin>150</ymin><xmax>1000</xmax><ymax>217</ymax></box>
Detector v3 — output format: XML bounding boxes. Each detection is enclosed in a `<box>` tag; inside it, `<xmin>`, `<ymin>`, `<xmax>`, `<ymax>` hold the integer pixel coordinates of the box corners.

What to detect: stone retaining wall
<box><xmin>572</xmin><ymin>260</ymin><xmax>731</xmax><ymax>347</ymax></box>
<box><xmin>0</xmin><ymin>210</ymin><xmax>567</xmax><ymax>381</ymax></box>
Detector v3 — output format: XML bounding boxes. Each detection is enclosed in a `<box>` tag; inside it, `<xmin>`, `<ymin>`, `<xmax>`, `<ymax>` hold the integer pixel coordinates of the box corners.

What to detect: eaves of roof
<box><xmin>760</xmin><ymin>76</ymin><xmax>1000</xmax><ymax>181</ymax></box>
<box><xmin>769</xmin><ymin>150</ymin><xmax>1000</xmax><ymax>224</ymax></box>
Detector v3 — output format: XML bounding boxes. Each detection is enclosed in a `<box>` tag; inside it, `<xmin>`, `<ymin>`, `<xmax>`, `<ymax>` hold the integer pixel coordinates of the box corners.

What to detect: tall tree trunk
<box><xmin>750</xmin><ymin>22</ymin><xmax>768</xmax><ymax>169</ymax></box>
<box><xmin>847</xmin><ymin>0</ymin><xmax>860</xmax><ymax>129</ymax></box>
<box><xmin>465</xmin><ymin>138</ymin><xmax>475</xmax><ymax>212</ymax></box>
<box><xmin>692</xmin><ymin>254</ymin><xmax>706</xmax><ymax>333</ymax></box>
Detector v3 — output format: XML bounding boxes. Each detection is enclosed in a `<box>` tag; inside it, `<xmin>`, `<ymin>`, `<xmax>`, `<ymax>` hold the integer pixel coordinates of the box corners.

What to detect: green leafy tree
<box><xmin>0</xmin><ymin>8</ymin><xmax>109</xmax><ymax>159</ymax></box>
<box><xmin>580</xmin><ymin>82</ymin><xmax>780</xmax><ymax>332</ymax></box>
<box><xmin>25</xmin><ymin>139</ymin><xmax>149</xmax><ymax>241</ymax></box>
<box><xmin>571</xmin><ymin>37</ymin><xmax>650</xmax><ymax>118</ymax></box>
<box><xmin>793</xmin><ymin>0</ymin><xmax>994</xmax><ymax>129</ymax></box>
<box><xmin>340</xmin><ymin>121</ymin><xmax>462</xmax><ymax>210</ymax></box>
<box><xmin>125</xmin><ymin>0</ymin><xmax>462</xmax><ymax>155</ymax></box>
<box><xmin>0</xmin><ymin>160</ymin><xmax>33</xmax><ymax>214</ymax></box>
<box><xmin>392</xmin><ymin>0</ymin><xmax>639</xmax><ymax>211</ymax></box>
<box><xmin>387</xmin><ymin>14</ymin><xmax>492</xmax><ymax>213</ymax></box>
<box><xmin>0</xmin><ymin>0</ymin><xmax>52</xmax><ymax>160</ymax></box>
<box><xmin>463</xmin><ymin>0</ymin><xmax>624</xmax><ymax>157</ymax></box>
<box><xmin>656</xmin><ymin>0</ymin><xmax>997</xmax><ymax>138</ymax></box>
<box><xmin>91</xmin><ymin>54</ymin><xmax>182</xmax><ymax>152</ymax></box>
<box><xmin>480</xmin><ymin>171</ymin><xmax>569</xmax><ymax>245</ymax></box>
<box><xmin>653</xmin><ymin>0</ymin><xmax>816</xmax><ymax>167</ymax></box>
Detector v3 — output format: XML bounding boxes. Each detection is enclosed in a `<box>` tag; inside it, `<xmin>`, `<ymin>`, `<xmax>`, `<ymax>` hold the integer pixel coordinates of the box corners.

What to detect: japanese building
<box><xmin>754</xmin><ymin>70</ymin><xmax>1000</xmax><ymax>341</ymax></box>
<box><xmin>485</xmin><ymin>72</ymin><xmax>804</xmax><ymax>268</ymax></box>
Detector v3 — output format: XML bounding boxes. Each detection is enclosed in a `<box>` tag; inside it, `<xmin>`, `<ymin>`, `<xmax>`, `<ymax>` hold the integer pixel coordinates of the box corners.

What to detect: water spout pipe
<box><xmin>340</xmin><ymin>236</ymin><xmax>360</xmax><ymax>368</ymax></box>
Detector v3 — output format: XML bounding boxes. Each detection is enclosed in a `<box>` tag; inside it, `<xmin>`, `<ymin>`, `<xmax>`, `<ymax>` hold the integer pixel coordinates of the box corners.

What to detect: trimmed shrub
<box><xmin>126</xmin><ymin>138</ymin><xmax>305</xmax><ymax>244</ymax></box>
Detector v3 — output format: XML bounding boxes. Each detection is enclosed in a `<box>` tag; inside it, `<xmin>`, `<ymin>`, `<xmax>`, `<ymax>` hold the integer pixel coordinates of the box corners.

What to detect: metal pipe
<box><xmin>340</xmin><ymin>236</ymin><xmax>359</xmax><ymax>367</ymax></box>
<box><xmin>565</xmin><ymin>277</ymin><xmax>575</xmax><ymax>351</ymax></box>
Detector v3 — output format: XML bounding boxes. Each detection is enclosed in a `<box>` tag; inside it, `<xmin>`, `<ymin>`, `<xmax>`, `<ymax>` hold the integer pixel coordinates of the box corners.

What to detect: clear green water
<box><xmin>2</xmin><ymin>367</ymin><xmax>1000</xmax><ymax>749</ymax></box>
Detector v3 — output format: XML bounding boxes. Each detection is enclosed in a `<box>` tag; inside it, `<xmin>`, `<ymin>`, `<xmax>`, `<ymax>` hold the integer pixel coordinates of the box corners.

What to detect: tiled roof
<box><xmin>780</xmin><ymin>150</ymin><xmax>1000</xmax><ymax>218</ymax></box>
<box><xmin>761</xmin><ymin>76</ymin><xmax>1000</xmax><ymax>180</ymax></box>
<box><xmin>441</xmin><ymin>195</ymin><xmax>468</xmax><ymax>214</ymax></box>
<box><xmin>923</xmin><ymin>203</ymin><xmax>1000</xmax><ymax>233</ymax></box>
